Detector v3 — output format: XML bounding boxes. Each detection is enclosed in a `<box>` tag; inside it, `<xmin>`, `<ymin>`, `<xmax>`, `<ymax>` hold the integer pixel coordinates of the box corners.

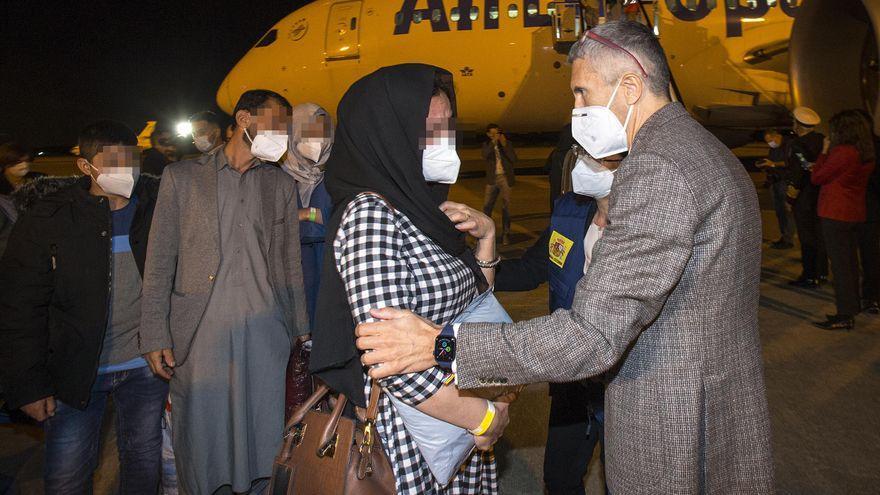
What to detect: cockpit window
<box><xmin>255</xmin><ymin>29</ymin><xmax>278</xmax><ymax>48</ymax></box>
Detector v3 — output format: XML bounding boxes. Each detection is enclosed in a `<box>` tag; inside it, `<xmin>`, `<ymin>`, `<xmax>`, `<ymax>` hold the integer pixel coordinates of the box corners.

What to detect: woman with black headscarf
<box><xmin>310</xmin><ymin>64</ymin><xmax>503</xmax><ymax>493</ymax></box>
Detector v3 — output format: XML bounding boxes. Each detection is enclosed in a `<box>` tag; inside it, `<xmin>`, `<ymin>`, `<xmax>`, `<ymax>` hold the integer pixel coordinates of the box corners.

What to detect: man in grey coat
<box><xmin>140</xmin><ymin>90</ymin><xmax>309</xmax><ymax>494</ymax></box>
<box><xmin>353</xmin><ymin>22</ymin><xmax>774</xmax><ymax>494</ymax></box>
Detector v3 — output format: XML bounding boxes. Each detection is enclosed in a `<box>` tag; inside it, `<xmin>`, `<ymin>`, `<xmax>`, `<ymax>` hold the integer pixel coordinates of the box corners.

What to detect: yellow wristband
<box><xmin>469</xmin><ymin>401</ymin><xmax>496</xmax><ymax>436</ymax></box>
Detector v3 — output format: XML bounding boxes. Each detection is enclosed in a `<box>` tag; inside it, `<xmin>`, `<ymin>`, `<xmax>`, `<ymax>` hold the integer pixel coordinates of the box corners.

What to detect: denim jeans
<box><xmin>43</xmin><ymin>365</ymin><xmax>168</xmax><ymax>495</ymax></box>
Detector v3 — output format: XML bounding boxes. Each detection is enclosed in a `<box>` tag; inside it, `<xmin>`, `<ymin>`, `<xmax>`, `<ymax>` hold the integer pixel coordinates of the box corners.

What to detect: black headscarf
<box><xmin>310</xmin><ymin>64</ymin><xmax>487</xmax><ymax>407</ymax></box>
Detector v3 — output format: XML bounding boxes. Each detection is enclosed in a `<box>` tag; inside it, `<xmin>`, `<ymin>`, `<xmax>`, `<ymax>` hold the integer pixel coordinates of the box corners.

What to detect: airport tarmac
<box><xmin>2</xmin><ymin>150</ymin><xmax>878</xmax><ymax>494</ymax></box>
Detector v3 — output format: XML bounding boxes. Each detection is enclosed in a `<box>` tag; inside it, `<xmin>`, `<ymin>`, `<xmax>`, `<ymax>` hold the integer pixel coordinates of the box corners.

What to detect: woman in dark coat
<box><xmin>812</xmin><ymin>110</ymin><xmax>876</xmax><ymax>330</ymax></box>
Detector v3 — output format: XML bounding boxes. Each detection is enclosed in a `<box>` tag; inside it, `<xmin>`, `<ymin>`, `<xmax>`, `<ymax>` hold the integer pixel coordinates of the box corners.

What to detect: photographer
<box><xmin>481</xmin><ymin>124</ymin><xmax>517</xmax><ymax>245</ymax></box>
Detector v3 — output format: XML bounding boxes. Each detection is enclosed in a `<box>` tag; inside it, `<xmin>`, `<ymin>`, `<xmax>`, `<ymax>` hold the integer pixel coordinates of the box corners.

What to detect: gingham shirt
<box><xmin>334</xmin><ymin>193</ymin><xmax>498</xmax><ymax>494</ymax></box>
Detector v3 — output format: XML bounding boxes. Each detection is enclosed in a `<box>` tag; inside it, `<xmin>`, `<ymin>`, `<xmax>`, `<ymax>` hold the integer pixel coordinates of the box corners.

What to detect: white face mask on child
<box><xmin>88</xmin><ymin>163</ymin><xmax>139</xmax><ymax>198</ymax></box>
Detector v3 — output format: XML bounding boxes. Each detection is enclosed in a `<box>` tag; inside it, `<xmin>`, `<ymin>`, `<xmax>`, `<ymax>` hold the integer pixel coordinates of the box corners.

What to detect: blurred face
<box><xmin>77</xmin><ymin>145</ymin><xmax>141</xmax><ymax>181</ymax></box>
<box><xmin>487</xmin><ymin>127</ymin><xmax>501</xmax><ymax>140</ymax></box>
<box><xmin>299</xmin><ymin>114</ymin><xmax>331</xmax><ymax>143</ymax></box>
<box><xmin>423</xmin><ymin>92</ymin><xmax>454</xmax><ymax>148</ymax></box>
<box><xmin>420</xmin><ymin>91</ymin><xmax>461</xmax><ymax>190</ymax></box>
<box><xmin>4</xmin><ymin>158</ymin><xmax>31</xmax><ymax>180</ymax></box>
<box><xmin>152</xmin><ymin>131</ymin><xmax>178</xmax><ymax>160</ymax></box>
<box><xmin>240</xmin><ymin>99</ymin><xmax>291</xmax><ymax>144</ymax></box>
<box><xmin>764</xmin><ymin>132</ymin><xmax>782</xmax><ymax>147</ymax></box>
<box><xmin>294</xmin><ymin>114</ymin><xmax>331</xmax><ymax>163</ymax></box>
<box><xmin>192</xmin><ymin>120</ymin><xmax>221</xmax><ymax>147</ymax></box>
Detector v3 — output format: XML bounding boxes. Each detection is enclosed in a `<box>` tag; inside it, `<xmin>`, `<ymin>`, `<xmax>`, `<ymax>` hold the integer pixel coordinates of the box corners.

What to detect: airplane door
<box><xmin>325</xmin><ymin>1</ymin><xmax>362</xmax><ymax>61</ymax></box>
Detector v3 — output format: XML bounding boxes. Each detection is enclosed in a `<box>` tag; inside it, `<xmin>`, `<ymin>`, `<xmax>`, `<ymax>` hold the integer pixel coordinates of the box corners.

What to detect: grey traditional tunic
<box><xmin>170</xmin><ymin>157</ymin><xmax>290</xmax><ymax>494</ymax></box>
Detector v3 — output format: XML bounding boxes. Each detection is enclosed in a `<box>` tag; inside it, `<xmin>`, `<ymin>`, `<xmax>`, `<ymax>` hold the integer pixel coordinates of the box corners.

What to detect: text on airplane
<box><xmin>393</xmin><ymin>0</ymin><xmax>800</xmax><ymax>38</ymax></box>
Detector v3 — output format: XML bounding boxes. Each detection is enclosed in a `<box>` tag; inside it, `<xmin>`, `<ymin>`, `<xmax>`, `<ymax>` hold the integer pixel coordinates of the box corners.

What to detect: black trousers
<box><xmin>793</xmin><ymin>186</ymin><xmax>828</xmax><ymax>279</ymax></box>
<box><xmin>543</xmin><ymin>382</ymin><xmax>605</xmax><ymax>495</ymax></box>
<box><xmin>858</xmin><ymin>221</ymin><xmax>880</xmax><ymax>302</ymax></box>
<box><xmin>822</xmin><ymin>218</ymin><xmax>862</xmax><ymax>316</ymax></box>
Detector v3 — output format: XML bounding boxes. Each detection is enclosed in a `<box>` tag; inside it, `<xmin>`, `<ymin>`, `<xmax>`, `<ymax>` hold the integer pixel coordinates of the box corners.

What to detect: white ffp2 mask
<box><xmin>422</xmin><ymin>139</ymin><xmax>461</xmax><ymax>184</ymax></box>
<box><xmin>89</xmin><ymin>163</ymin><xmax>139</xmax><ymax>199</ymax></box>
<box><xmin>194</xmin><ymin>135</ymin><xmax>218</xmax><ymax>153</ymax></box>
<box><xmin>245</xmin><ymin>128</ymin><xmax>289</xmax><ymax>162</ymax></box>
<box><xmin>571</xmin><ymin>78</ymin><xmax>633</xmax><ymax>159</ymax></box>
<box><xmin>296</xmin><ymin>141</ymin><xmax>324</xmax><ymax>163</ymax></box>
<box><xmin>571</xmin><ymin>155</ymin><xmax>615</xmax><ymax>199</ymax></box>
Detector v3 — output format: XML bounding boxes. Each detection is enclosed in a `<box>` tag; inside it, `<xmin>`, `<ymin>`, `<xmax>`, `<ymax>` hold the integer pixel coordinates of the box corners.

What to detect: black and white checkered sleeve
<box><xmin>335</xmin><ymin>193</ymin><xmax>447</xmax><ymax>406</ymax></box>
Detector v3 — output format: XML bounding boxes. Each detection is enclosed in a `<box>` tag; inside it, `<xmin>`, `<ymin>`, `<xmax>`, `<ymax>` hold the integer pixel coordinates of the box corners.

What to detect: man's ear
<box><xmin>76</xmin><ymin>157</ymin><xmax>92</xmax><ymax>176</ymax></box>
<box><xmin>622</xmin><ymin>72</ymin><xmax>643</xmax><ymax>106</ymax></box>
<box><xmin>235</xmin><ymin>109</ymin><xmax>251</xmax><ymax>130</ymax></box>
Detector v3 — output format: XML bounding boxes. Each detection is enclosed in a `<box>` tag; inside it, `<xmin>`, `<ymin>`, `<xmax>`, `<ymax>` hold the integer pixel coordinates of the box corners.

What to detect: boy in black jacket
<box><xmin>0</xmin><ymin>121</ymin><xmax>167</xmax><ymax>494</ymax></box>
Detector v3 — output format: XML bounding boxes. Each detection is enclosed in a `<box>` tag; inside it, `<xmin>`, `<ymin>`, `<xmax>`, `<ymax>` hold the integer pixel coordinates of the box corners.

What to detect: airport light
<box><xmin>176</xmin><ymin>121</ymin><xmax>193</xmax><ymax>137</ymax></box>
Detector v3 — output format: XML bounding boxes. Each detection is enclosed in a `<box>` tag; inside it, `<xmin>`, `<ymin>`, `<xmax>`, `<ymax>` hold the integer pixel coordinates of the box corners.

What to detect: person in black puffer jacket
<box><xmin>0</xmin><ymin>120</ymin><xmax>167</xmax><ymax>494</ymax></box>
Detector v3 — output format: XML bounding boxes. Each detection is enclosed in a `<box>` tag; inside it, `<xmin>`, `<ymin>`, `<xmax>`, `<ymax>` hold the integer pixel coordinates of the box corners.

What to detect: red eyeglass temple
<box><xmin>585</xmin><ymin>31</ymin><xmax>649</xmax><ymax>79</ymax></box>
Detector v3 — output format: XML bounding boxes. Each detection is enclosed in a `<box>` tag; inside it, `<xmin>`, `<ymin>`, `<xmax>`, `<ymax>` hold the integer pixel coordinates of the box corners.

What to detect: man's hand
<box><xmin>474</xmin><ymin>401</ymin><xmax>510</xmax><ymax>451</ymax></box>
<box><xmin>145</xmin><ymin>348</ymin><xmax>176</xmax><ymax>380</ymax></box>
<box><xmin>356</xmin><ymin>308</ymin><xmax>441</xmax><ymax>379</ymax></box>
<box><xmin>21</xmin><ymin>396</ymin><xmax>56</xmax><ymax>422</ymax></box>
<box><xmin>498</xmin><ymin>133</ymin><xmax>507</xmax><ymax>147</ymax></box>
<box><xmin>822</xmin><ymin>136</ymin><xmax>831</xmax><ymax>154</ymax></box>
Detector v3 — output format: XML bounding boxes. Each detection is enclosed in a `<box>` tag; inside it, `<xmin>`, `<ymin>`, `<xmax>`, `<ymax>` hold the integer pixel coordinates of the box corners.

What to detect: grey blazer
<box><xmin>139</xmin><ymin>148</ymin><xmax>309</xmax><ymax>364</ymax></box>
<box><xmin>457</xmin><ymin>103</ymin><xmax>774</xmax><ymax>493</ymax></box>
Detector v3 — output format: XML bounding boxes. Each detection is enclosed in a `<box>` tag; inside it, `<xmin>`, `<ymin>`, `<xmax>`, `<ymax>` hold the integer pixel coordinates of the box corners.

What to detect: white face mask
<box><xmin>571</xmin><ymin>155</ymin><xmax>615</xmax><ymax>199</ymax></box>
<box><xmin>194</xmin><ymin>134</ymin><xmax>218</xmax><ymax>153</ymax></box>
<box><xmin>422</xmin><ymin>138</ymin><xmax>461</xmax><ymax>184</ymax></box>
<box><xmin>296</xmin><ymin>140</ymin><xmax>324</xmax><ymax>163</ymax></box>
<box><xmin>245</xmin><ymin>127</ymin><xmax>288</xmax><ymax>162</ymax></box>
<box><xmin>768</xmin><ymin>140</ymin><xmax>780</xmax><ymax>149</ymax></box>
<box><xmin>571</xmin><ymin>78</ymin><xmax>634</xmax><ymax>159</ymax></box>
<box><xmin>88</xmin><ymin>163</ymin><xmax>139</xmax><ymax>199</ymax></box>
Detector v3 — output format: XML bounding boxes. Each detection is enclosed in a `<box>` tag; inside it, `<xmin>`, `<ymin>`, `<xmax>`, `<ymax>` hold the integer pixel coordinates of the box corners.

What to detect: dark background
<box><xmin>0</xmin><ymin>1</ymin><xmax>311</xmax><ymax>149</ymax></box>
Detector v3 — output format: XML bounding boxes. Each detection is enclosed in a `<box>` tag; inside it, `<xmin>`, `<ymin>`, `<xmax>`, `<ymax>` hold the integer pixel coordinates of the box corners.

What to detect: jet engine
<box><xmin>790</xmin><ymin>0</ymin><xmax>880</xmax><ymax>131</ymax></box>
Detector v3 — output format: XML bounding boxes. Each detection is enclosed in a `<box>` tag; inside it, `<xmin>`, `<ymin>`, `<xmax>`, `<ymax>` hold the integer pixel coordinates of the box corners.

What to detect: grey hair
<box><xmin>568</xmin><ymin>21</ymin><xmax>671</xmax><ymax>98</ymax></box>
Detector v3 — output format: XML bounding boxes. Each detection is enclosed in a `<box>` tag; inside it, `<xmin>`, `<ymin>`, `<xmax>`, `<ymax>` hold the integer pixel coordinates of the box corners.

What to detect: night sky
<box><xmin>1</xmin><ymin>1</ymin><xmax>311</xmax><ymax>149</ymax></box>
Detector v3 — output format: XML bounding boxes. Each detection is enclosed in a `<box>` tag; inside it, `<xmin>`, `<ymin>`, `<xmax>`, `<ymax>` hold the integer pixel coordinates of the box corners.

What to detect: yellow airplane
<box><xmin>69</xmin><ymin>121</ymin><xmax>157</xmax><ymax>156</ymax></box>
<box><xmin>217</xmin><ymin>0</ymin><xmax>878</xmax><ymax>145</ymax></box>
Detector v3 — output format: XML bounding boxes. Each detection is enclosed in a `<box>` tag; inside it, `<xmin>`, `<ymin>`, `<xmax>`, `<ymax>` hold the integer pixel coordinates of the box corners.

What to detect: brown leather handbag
<box><xmin>268</xmin><ymin>381</ymin><xmax>395</xmax><ymax>495</ymax></box>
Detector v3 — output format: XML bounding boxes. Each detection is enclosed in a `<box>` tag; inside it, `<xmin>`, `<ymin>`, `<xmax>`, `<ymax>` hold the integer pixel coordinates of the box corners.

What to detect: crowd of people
<box><xmin>758</xmin><ymin>107</ymin><xmax>878</xmax><ymax>329</ymax></box>
<box><xmin>0</xmin><ymin>18</ymin><xmax>875</xmax><ymax>495</ymax></box>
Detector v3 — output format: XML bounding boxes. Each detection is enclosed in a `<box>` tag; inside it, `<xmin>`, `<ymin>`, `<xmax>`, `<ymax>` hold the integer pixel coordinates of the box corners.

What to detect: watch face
<box><xmin>434</xmin><ymin>336</ymin><xmax>456</xmax><ymax>362</ymax></box>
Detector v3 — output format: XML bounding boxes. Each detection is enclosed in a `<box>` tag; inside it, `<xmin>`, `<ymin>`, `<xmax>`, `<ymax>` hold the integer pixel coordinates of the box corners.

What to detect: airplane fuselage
<box><xmin>218</xmin><ymin>1</ymin><xmax>797</xmax><ymax>134</ymax></box>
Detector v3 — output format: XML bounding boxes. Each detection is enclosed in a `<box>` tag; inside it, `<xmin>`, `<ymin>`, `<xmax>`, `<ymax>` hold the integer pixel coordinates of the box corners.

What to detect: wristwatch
<box><xmin>433</xmin><ymin>324</ymin><xmax>456</xmax><ymax>370</ymax></box>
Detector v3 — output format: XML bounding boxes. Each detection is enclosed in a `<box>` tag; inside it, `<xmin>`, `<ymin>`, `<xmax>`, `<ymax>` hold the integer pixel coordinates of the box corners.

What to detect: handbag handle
<box><xmin>279</xmin><ymin>384</ymin><xmax>332</xmax><ymax>460</ymax></box>
<box><xmin>287</xmin><ymin>382</ymin><xmax>331</xmax><ymax>429</ymax></box>
<box><xmin>354</xmin><ymin>380</ymin><xmax>384</xmax><ymax>479</ymax></box>
<box><xmin>365</xmin><ymin>379</ymin><xmax>381</xmax><ymax>422</ymax></box>
<box><xmin>280</xmin><ymin>379</ymin><xmax>384</xmax><ymax>460</ymax></box>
